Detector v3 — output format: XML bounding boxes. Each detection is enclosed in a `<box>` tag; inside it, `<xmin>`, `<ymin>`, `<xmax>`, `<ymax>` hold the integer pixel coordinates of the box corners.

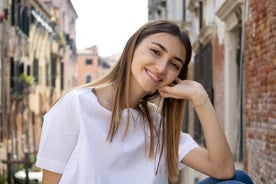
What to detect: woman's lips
<box><xmin>145</xmin><ymin>69</ymin><xmax>162</xmax><ymax>82</ymax></box>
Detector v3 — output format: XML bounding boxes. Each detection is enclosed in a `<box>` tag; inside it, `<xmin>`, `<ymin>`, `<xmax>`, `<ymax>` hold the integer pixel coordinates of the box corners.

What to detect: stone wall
<box><xmin>244</xmin><ymin>0</ymin><xmax>276</xmax><ymax>183</ymax></box>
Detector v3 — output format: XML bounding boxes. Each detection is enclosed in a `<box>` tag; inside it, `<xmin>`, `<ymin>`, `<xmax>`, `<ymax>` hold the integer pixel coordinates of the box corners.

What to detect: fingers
<box><xmin>174</xmin><ymin>77</ymin><xmax>182</xmax><ymax>84</ymax></box>
<box><xmin>158</xmin><ymin>78</ymin><xmax>185</xmax><ymax>98</ymax></box>
<box><xmin>158</xmin><ymin>86</ymin><xmax>172</xmax><ymax>97</ymax></box>
<box><xmin>158</xmin><ymin>79</ymin><xmax>206</xmax><ymax>100</ymax></box>
<box><xmin>158</xmin><ymin>85</ymin><xmax>182</xmax><ymax>99</ymax></box>
<box><xmin>158</xmin><ymin>90</ymin><xmax>169</xmax><ymax>98</ymax></box>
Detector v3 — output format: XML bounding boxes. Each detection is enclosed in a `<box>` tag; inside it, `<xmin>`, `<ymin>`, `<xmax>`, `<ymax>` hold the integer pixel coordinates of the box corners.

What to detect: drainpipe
<box><xmin>238</xmin><ymin>0</ymin><xmax>247</xmax><ymax>161</ymax></box>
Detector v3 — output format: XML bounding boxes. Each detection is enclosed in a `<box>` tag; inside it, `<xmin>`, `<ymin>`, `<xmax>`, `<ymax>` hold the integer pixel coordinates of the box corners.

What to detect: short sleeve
<box><xmin>178</xmin><ymin>133</ymin><xmax>199</xmax><ymax>169</ymax></box>
<box><xmin>36</xmin><ymin>90</ymin><xmax>80</xmax><ymax>173</ymax></box>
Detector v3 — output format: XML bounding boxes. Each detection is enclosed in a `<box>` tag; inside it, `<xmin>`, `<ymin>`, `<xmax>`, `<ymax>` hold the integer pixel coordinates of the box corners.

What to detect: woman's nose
<box><xmin>155</xmin><ymin>59</ymin><xmax>167</xmax><ymax>74</ymax></box>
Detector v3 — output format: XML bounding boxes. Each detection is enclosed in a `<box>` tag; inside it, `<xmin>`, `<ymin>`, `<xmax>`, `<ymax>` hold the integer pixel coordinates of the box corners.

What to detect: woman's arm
<box><xmin>42</xmin><ymin>169</ymin><xmax>62</xmax><ymax>184</ymax></box>
<box><xmin>182</xmin><ymin>98</ymin><xmax>235</xmax><ymax>179</ymax></box>
<box><xmin>159</xmin><ymin>79</ymin><xmax>235</xmax><ymax>179</ymax></box>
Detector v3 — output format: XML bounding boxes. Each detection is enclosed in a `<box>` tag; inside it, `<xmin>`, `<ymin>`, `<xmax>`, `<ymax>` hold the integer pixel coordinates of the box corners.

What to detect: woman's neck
<box><xmin>94</xmin><ymin>81</ymin><xmax>150</xmax><ymax>110</ymax></box>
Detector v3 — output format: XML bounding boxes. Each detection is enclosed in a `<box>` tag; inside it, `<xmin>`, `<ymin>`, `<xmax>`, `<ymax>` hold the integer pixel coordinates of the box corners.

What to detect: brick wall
<box><xmin>244</xmin><ymin>0</ymin><xmax>276</xmax><ymax>183</ymax></box>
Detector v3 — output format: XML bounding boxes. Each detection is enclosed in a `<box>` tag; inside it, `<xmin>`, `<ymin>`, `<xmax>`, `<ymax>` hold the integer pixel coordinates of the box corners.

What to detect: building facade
<box><xmin>76</xmin><ymin>45</ymin><xmax>112</xmax><ymax>85</ymax></box>
<box><xmin>41</xmin><ymin>0</ymin><xmax>78</xmax><ymax>92</ymax></box>
<box><xmin>0</xmin><ymin>0</ymin><xmax>78</xmax><ymax>182</ymax></box>
<box><xmin>77</xmin><ymin>46</ymin><xmax>100</xmax><ymax>85</ymax></box>
<box><xmin>148</xmin><ymin>0</ymin><xmax>275</xmax><ymax>183</ymax></box>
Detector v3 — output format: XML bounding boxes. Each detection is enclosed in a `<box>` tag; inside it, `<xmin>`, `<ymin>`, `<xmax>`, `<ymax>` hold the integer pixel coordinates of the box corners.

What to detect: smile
<box><xmin>145</xmin><ymin>69</ymin><xmax>162</xmax><ymax>82</ymax></box>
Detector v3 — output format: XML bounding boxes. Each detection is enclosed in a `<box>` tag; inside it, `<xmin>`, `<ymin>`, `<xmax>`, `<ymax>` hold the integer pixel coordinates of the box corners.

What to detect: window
<box><xmin>194</xmin><ymin>42</ymin><xmax>213</xmax><ymax>145</ymax></box>
<box><xmin>11</xmin><ymin>0</ymin><xmax>15</xmax><ymax>26</ymax></box>
<box><xmin>86</xmin><ymin>75</ymin><xmax>92</xmax><ymax>83</ymax></box>
<box><xmin>102</xmin><ymin>62</ymin><xmax>110</xmax><ymax>69</ymax></box>
<box><xmin>86</xmin><ymin>59</ymin><xmax>93</xmax><ymax>65</ymax></box>
<box><xmin>10</xmin><ymin>57</ymin><xmax>15</xmax><ymax>89</ymax></box>
<box><xmin>51</xmin><ymin>55</ymin><xmax>57</xmax><ymax>87</ymax></box>
<box><xmin>33</xmin><ymin>58</ymin><xmax>39</xmax><ymax>83</ymax></box>
<box><xmin>21</xmin><ymin>7</ymin><xmax>29</xmax><ymax>36</ymax></box>
<box><xmin>9</xmin><ymin>59</ymin><xmax>26</xmax><ymax>88</ymax></box>
<box><xmin>183</xmin><ymin>0</ymin><xmax>186</xmax><ymax>21</ymax></box>
<box><xmin>60</xmin><ymin>62</ymin><xmax>64</xmax><ymax>90</ymax></box>
<box><xmin>199</xmin><ymin>0</ymin><xmax>203</xmax><ymax>30</ymax></box>
<box><xmin>45</xmin><ymin>63</ymin><xmax>50</xmax><ymax>87</ymax></box>
<box><xmin>11</xmin><ymin>0</ymin><xmax>29</xmax><ymax>36</ymax></box>
<box><xmin>27</xmin><ymin>65</ymin><xmax>31</xmax><ymax>75</ymax></box>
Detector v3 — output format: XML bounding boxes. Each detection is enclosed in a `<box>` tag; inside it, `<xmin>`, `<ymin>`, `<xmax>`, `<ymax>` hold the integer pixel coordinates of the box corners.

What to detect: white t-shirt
<box><xmin>36</xmin><ymin>87</ymin><xmax>198</xmax><ymax>184</ymax></box>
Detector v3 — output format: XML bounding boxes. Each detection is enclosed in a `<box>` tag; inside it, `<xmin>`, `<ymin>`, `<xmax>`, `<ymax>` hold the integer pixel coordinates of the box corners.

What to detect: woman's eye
<box><xmin>170</xmin><ymin>62</ymin><xmax>180</xmax><ymax>70</ymax></box>
<box><xmin>150</xmin><ymin>49</ymin><xmax>160</xmax><ymax>56</ymax></box>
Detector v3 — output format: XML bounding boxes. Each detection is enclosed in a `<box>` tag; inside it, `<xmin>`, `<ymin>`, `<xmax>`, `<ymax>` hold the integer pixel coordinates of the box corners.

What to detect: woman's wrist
<box><xmin>191</xmin><ymin>89</ymin><xmax>209</xmax><ymax>108</ymax></box>
<box><xmin>193</xmin><ymin>93</ymin><xmax>208</xmax><ymax>108</ymax></box>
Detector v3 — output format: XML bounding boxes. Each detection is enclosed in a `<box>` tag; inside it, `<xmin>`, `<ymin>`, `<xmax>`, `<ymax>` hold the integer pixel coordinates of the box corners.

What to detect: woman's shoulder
<box><xmin>63</xmin><ymin>87</ymin><xmax>93</xmax><ymax>99</ymax></box>
<box><xmin>52</xmin><ymin>87</ymin><xmax>94</xmax><ymax>108</ymax></box>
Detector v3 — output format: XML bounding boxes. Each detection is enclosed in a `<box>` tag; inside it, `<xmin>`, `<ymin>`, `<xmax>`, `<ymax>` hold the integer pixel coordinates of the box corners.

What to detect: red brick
<box><xmin>244</xmin><ymin>0</ymin><xmax>276</xmax><ymax>182</ymax></box>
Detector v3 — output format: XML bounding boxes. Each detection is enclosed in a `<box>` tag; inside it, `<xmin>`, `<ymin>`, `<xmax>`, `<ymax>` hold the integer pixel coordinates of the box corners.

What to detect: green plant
<box><xmin>0</xmin><ymin>172</ymin><xmax>7</xmax><ymax>184</ymax></box>
<box><xmin>19</xmin><ymin>73</ymin><xmax>34</xmax><ymax>86</ymax></box>
<box><xmin>58</xmin><ymin>31</ymin><xmax>67</xmax><ymax>47</ymax></box>
<box><xmin>11</xmin><ymin>73</ymin><xmax>34</xmax><ymax>99</ymax></box>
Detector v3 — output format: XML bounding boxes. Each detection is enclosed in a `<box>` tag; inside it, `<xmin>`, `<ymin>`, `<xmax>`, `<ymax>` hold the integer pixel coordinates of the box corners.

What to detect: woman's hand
<box><xmin>158</xmin><ymin>78</ymin><xmax>208</xmax><ymax>107</ymax></box>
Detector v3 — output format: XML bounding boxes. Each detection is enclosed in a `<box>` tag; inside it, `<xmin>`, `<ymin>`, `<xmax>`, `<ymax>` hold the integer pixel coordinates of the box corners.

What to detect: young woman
<box><xmin>36</xmin><ymin>20</ymin><xmax>253</xmax><ymax>184</ymax></box>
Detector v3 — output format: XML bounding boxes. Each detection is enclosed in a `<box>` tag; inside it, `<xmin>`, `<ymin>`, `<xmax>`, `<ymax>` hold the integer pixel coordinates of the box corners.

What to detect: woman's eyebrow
<box><xmin>151</xmin><ymin>42</ymin><xmax>184</xmax><ymax>64</ymax></box>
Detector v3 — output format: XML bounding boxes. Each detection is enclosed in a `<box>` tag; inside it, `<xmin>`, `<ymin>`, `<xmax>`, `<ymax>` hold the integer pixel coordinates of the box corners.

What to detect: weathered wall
<box><xmin>244</xmin><ymin>0</ymin><xmax>276</xmax><ymax>183</ymax></box>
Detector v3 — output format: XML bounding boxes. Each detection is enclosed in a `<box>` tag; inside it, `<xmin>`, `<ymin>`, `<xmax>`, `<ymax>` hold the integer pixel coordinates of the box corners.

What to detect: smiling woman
<box><xmin>36</xmin><ymin>20</ymin><xmax>253</xmax><ymax>184</ymax></box>
<box><xmin>71</xmin><ymin>0</ymin><xmax>148</xmax><ymax>56</ymax></box>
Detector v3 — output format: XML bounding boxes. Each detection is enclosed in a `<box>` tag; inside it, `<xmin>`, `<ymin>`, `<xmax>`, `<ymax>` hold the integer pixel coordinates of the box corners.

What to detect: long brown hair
<box><xmin>87</xmin><ymin>20</ymin><xmax>192</xmax><ymax>182</ymax></box>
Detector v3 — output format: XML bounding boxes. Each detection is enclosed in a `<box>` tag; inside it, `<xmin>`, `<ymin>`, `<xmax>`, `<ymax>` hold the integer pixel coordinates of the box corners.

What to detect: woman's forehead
<box><xmin>141</xmin><ymin>33</ymin><xmax>186</xmax><ymax>58</ymax></box>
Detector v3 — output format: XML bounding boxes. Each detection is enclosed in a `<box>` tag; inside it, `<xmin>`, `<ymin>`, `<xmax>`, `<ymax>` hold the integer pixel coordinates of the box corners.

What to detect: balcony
<box><xmin>11</xmin><ymin>74</ymin><xmax>34</xmax><ymax>100</ymax></box>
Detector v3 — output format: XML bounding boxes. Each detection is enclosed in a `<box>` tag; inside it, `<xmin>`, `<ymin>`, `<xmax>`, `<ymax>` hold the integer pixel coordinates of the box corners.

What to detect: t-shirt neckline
<box><xmin>89</xmin><ymin>87</ymin><xmax>138</xmax><ymax>115</ymax></box>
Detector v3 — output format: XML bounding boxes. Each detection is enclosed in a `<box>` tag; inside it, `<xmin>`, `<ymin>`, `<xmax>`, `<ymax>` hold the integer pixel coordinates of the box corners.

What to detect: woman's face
<box><xmin>131</xmin><ymin>33</ymin><xmax>186</xmax><ymax>94</ymax></box>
